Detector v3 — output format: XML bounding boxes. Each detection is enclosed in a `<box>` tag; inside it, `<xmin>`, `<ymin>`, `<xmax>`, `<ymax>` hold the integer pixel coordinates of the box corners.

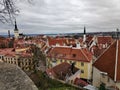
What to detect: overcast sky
<box><xmin>1</xmin><ymin>0</ymin><xmax>120</xmax><ymax>34</ymax></box>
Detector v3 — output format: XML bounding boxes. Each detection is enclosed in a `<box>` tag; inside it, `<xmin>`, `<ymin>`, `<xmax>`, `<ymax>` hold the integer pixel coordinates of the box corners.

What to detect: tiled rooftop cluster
<box><xmin>0</xmin><ymin>28</ymin><xmax>119</xmax><ymax>89</ymax></box>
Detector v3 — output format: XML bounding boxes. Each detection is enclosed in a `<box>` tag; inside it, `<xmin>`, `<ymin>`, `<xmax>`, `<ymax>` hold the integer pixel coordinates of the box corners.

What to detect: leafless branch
<box><xmin>0</xmin><ymin>0</ymin><xmax>32</xmax><ymax>23</ymax></box>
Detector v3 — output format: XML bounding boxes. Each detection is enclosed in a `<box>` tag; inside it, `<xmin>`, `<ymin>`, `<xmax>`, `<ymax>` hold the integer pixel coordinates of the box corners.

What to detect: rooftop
<box><xmin>48</xmin><ymin>46</ymin><xmax>93</xmax><ymax>62</ymax></box>
<box><xmin>93</xmin><ymin>40</ymin><xmax>120</xmax><ymax>82</ymax></box>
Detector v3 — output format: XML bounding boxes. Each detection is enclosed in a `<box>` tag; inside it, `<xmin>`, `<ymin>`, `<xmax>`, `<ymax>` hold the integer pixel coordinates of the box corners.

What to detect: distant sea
<box><xmin>0</xmin><ymin>34</ymin><xmax>58</xmax><ymax>38</ymax></box>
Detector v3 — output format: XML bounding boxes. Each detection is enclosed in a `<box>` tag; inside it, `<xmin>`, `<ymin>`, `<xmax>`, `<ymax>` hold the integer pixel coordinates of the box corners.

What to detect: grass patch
<box><xmin>29</xmin><ymin>70</ymin><xmax>80</xmax><ymax>90</ymax></box>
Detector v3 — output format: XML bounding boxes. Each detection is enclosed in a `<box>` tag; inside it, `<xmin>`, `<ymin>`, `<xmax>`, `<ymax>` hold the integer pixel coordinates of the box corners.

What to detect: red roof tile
<box><xmin>46</xmin><ymin>62</ymin><xmax>79</xmax><ymax>80</ymax></box>
<box><xmin>48</xmin><ymin>37</ymin><xmax>76</xmax><ymax>46</ymax></box>
<box><xmin>93</xmin><ymin>40</ymin><xmax>120</xmax><ymax>82</ymax></box>
<box><xmin>48</xmin><ymin>46</ymin><xmax>93</xmax><ymax>62</ymax></box>
<box><xmin>74</xmin><ymin>78</ymin><xmax>88</xmax><ymax>87</ymax></box>
<box><xmin>97</xmin><ymin>36</ymin><xmax>113</xmax><ymax>45</ymax></box>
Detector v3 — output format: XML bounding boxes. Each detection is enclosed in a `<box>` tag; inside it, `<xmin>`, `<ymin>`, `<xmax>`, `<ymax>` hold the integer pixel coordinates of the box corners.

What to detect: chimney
<box><xmin>8</xmin><ymin>30</ymin><xmax>10</xmax><ymax>38</ymax></box>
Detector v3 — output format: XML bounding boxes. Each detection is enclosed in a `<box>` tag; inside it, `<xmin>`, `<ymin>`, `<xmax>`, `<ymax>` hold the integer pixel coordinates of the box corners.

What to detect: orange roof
<box><xmin>46</xmin><ymin>62</ymin><xmax>79</xmax><ymax>79</ymax></box>
<box><xmin>93</xmin><ymin>40</ymin><xmax>120</xmax><ymax>82</ymax></box>
<box><xmin>86</xmin><ymin>35</ymin><xmax>93</xmax><ymax>43</ymax></box>
<box><xmin>74</xmin><ymin>78</ymin><xmax>88</xmax><ymax>86</ymax></box>
<box><xmin>0</xmin><ymin>48</ymin><xmax>16</xmax><ymax>57</ymax></box>
<box><xmin>48</xmin><ymin>37</ymin><xmax>76</xmax><ymax>46</ymax></box>
<box><xmin>0</xmin><ymin>48</ymin><xmax>32</xmax><ymax>57</ymax></box>
<box><xmin>48</xmin><ymin>38</ymin><xmax>66</xmax><ymax>46</ymax></box>
<box><xmin>91</xmin><ymin>46</ymin><xmax>106</xmax><ymax>58</ymax></box>
<box><xmin>97</xmin><ymin>36</ymin><xmax>113</xmax><ymax>44</ymax></box>
<box><xmin>48</xmin><ymin>46</ymin><xmax>93</xmax><ymax>62</ymax></box>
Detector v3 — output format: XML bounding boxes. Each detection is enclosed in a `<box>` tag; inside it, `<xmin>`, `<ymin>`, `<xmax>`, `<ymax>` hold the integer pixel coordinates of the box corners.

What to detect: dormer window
<box><xmin>72</xmin><ymin>54</ymin><xmax>76</xmax><ymax>57</ymax></box>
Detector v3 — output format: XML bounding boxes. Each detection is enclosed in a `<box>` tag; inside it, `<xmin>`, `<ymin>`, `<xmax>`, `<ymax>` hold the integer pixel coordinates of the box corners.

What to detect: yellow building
<box><xmin>0</xmin><ymin>48</ymin><xmax>34</xmax><ymax>71</ymax></box>
<box><xmin>47</xmin><ymin>46</ymin><xmax>93</xmax><ymax>80</ymax></box>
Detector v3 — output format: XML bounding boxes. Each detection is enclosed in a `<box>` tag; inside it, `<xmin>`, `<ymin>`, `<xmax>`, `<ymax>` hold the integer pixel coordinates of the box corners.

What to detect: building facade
<box><xmin>93</xmin><ymin>40</ymin><xmax>120</xmax><ymax>89</ymax></box>
<box><xmin>47</xmin><ymin>46</ymin><xmax>93</xmax><ymax>80</ymax></box>
<box><xmin>0</xmin><ymin>48</ymin><xmax>34</xmax><ymax>71</ymax></box>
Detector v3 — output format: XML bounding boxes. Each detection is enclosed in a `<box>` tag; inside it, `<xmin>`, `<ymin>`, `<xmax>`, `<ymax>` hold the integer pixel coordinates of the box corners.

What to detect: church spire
<box><xmin>83</xmin><ymin>26</ymin><xmax>86</xmax><ymax>42</ymax></box>
<box><xmin>14</xmin><ymin>20</ymin><xmax>18</xmax><ymax>31</ymax></box>
<box><xmin>84</xmin><ymin>26</ymin><xmax>86</xmax><ymax>34</ymax></box>
<box><xmin>14</xmin><ymin>19</ymin><xmax>19</xmax><ymax>39</ymax></box>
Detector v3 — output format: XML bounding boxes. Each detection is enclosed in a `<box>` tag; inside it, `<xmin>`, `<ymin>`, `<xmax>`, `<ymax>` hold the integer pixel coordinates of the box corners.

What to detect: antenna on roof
<box><xmin>116</xmin><ymin>28</ymin><xmax>119</xmax><ymax>39</ymax></box>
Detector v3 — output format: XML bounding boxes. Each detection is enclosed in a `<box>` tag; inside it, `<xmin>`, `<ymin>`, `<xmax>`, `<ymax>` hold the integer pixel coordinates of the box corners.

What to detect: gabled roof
<box><xmin>74</xmin><ymin>78</ymin><xmax>88</xmax><ymax>87</ymax></box>
<box><xmin>93</xmin><ymin>40</ymin><xmax>120</xmax><ymax>82</ymax></box>
<box><xmin>97</xmin><ymin>36</ymin><xmax>113</xmax><ymax>44</ymax></box>
<box><xmin>0</xmin><ymin>48</ymin><xmax>32</xmax><ymax>57</ymax></box>
<box><xmin>47</xmin><ymin>46</ymin><xmax>93</xmax><ymax>62</ymax></box>
<box><xmin>48</xmin><ymin>38</ymin><xmax>67</xmax><ymax>46</ymax></box>
<box><xmin>46</xmin><ymin>62</ymin><xmax>79</xmax><ymax>80</ymax></box>
<box><xmin>48</xmin><ymin>37</ymin><xmax>76</xmax><ymax>46</ymax></box>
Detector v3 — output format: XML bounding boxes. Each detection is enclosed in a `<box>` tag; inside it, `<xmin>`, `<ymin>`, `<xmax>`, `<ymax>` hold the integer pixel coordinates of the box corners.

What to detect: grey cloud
<box><xmin>0</xmin><ymin>0</ymin><xmax>120</xmax><ymax>34</ymax></box>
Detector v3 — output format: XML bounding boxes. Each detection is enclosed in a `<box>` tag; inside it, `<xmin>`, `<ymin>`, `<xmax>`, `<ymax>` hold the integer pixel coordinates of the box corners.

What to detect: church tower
<box><xmin>14</xmin><ymin>20</ymin><xmax>19</xmax><ymax>39</ymax></box>
<box><xmin>83</xmin><ymin>26</ymin><xmax>86</xmax><ymax>42</ymax></box>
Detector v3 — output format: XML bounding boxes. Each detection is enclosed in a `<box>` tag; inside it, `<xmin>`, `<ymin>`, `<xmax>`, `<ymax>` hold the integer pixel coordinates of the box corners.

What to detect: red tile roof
<box><xmin>48</xmin><ymin>37</ymin><xmax>76</xmax><ymax>46</ymax></box>
<box><xmin>48</xmin><ymin>38</ymin><xmax>66</xmax><ymax>46</ymax></box>
<box><xmin>0</xmin><ymin>48</ymin><xmax>16</xmax><ymax>57</ymax></box>
<box><xmin>74</xmin><ymin>78</ymin><xmax>88</xmax><ymax>87</ymax></box>
<box><xmin>48</xmin><ymin>46</ymin><xmax>93</xmax><ymax>62</ymax></box>
<box><xmin>91</xmin><ymin>46</ymin><xmax>106</xmax><ymax>58</ymax></box>
<box><xmin>46</xmin><ymin>62</ymin><xmax>79</xmax><ymax>80</ymax></box>
<box><xmin>93</xmin><ymin>40</ymin><xmax>120</xmax><ymax>82</ymax></box>
<box><xmin>97</xmin><ymin>36</ymin><xmax>113</xmax><ymax>45</ymax></box>
<box><xmin>0</xmin><ymin>48</ymin><xmax>32</xmax><ymax>57</ymax></box>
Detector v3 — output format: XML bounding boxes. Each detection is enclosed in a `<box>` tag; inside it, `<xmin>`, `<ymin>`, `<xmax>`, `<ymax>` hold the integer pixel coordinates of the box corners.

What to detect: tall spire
<box><xmin>14</xmin><ymin>20</ymin><xmax>18</xmax><ymax>31</ymax></box>
<box><xmin>83</xmin><ymin>26</ymin><xmax>87</xmax><ymax>45</ymax></box>
<box><xmin>84</xmin><ymin>26</ymin><xmax>86</xmax><ymax>34</ymax></box>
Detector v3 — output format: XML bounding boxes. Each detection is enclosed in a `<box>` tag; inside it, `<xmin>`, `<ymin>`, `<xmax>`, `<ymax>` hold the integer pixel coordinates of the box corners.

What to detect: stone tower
<box><xmin>14</xmin><ymin>20</ymin><xmax>19</xmax><ymax>39</ymax></box>
<box><xmin>83</xmin><ymin>26</ymin><xmax>86</xmax><ymax>42</ymax></box>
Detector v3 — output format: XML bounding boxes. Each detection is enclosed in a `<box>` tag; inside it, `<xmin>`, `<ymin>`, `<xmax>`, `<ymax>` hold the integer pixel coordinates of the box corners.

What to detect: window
<box><xmin>72</xmin><ymin>54</ymin><xmax>76</xmax><ymax>57</ymax></box>
<box><xmin>81</xmin><ymin>62</ymin><xmax>84</xmax><ymax>66</ymax></box>
<box><xmin>69</xmin><ymin>61</ymin><xmax>72</xmax><ymax>64</ymax></box>
<box><xmin>81</xmin><ymin>70</ymin><xmax>84</xmax><ymax>73</ymax></box>
<box><xmin>64</xmin><ymin>60</ymin><xmax>67</xmax><ymax>62</ymax></box>
<box><xmin>29</xmin><ymin>61</ymin><xmax>31</xmax><ymax>65</ymax></box>
<box><xmin>60</xmin><ymin>59</ymin><xmax>63</xmax><ymax>63</ymax></box>
<box><xmin>26</xmin><ymin>62</ymin><xmax>28</xmax><ymax>65</ymax></box>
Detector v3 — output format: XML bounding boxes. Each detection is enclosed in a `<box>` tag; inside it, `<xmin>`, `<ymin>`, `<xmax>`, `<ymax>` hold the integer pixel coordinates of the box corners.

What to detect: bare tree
<box><xmin>0</xmin><ymin>0</ymin><xmax>32</xmax><ymax>23</ymax></box>
<box><xmin>0</xmin><ymin>0</ymin><xmax>18</xmax><ymax>23</ymax></box>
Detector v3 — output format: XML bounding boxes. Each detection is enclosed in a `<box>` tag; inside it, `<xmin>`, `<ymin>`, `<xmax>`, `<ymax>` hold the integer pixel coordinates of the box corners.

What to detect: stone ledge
<box><xmin>0</xmin><ymin>62</ymin><xmax>38</xmax><ymax>90</ymax></box>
